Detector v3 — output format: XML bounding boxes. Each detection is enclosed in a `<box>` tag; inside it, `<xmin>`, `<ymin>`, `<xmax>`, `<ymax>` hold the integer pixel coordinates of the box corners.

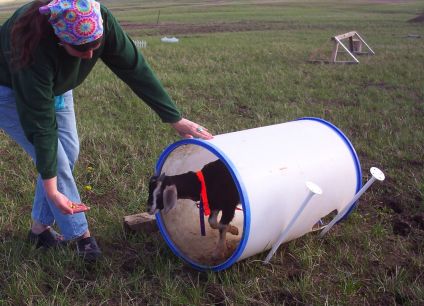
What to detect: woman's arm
<box><xmin>100</xmin><ymin>6</ymin><xmax>182</xmax><ymax>123</ymax></box>
<box><xmin>99</xmin><ymin>7</ymin><xmax>213</xmax><ymax>139</ymax></box>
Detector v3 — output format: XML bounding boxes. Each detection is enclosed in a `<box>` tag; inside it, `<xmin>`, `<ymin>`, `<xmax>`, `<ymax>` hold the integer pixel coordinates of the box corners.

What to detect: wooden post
<box><xmin>349</xmin><ymin>36</ymin><xmax>354</xmax><ymax>52</ymax></box>
<box><xmin>352</xmin><ymin>39</ymin><xmax>362</xmax><ymax>53</ymax></box>
<box><xmin>331</xmin><ymin>41</ymin><xmax>339</xmax><ymax>63</ymax></box>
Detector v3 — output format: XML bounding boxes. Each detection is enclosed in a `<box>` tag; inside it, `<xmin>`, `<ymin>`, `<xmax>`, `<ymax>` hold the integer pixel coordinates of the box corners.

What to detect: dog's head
<box><xmin>146</xmin><ymin>173</ymin><xmax>178</xmax><ymax>215</ymax></box>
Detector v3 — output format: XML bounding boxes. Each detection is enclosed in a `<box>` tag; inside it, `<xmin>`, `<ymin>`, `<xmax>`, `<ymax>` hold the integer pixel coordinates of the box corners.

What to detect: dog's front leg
<box><xmin>208</xmin><ymin>210</ymin><xmax>220</xmax><ymax>229</ymax></box>
<box><xmin>212</xmin><ymin>223</ymin><xmax>228</xmax><ymax>259</ymax></box>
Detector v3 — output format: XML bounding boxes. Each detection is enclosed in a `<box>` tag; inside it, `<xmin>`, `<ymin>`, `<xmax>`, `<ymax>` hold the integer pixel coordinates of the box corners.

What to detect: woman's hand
<box><xmin>43</xmin><ymin>177</ymin><xmax>90</xmax><ymax>214</ymax></box>
<box><xmin>51</xmin><ymin>192</ymin><xmax>90</xmax><ymax>214</ymax></box>
<box><xmin>171</xmin><ymin>118</ymin><xmax>213</xmax><ymax>140</ymax></box>
<box><xmin>50</xmin><ymin>192</ymin><xmax>79</xmax><ymax>214</ymax></box>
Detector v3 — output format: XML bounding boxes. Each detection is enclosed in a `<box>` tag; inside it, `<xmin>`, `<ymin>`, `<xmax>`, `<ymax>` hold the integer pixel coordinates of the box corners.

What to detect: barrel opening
<box><xmin>157</xmin><ymin>143</ymin><xmax>245</xmax><ymax>267</ymax></box>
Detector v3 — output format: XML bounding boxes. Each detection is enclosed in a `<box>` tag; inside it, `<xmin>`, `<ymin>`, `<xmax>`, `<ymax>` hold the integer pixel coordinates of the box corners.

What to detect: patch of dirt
<box><xmin>412</xmin><ymin>214</ymin><xmax>424</xmax><ymax>230</ymax></box>
<box><xmin>362</xmin><ymin>81</ymin><xmax>398</xmax><ymax>91</ymax></box>
<box><xmin>205</xmin><ymin>283</ymin><xmax>227</xmax><ymax>306</ymax></box>
<box><xmin>234</xmin><ymin>104</ymin><xmax>255</xmax><ymax>119</ymax></box>
<box><xmin>392</xmin><ymin>219</ymin><xmax>411</xmax><ymax>236</ymax></box>
<box><xmin>378</xmin><ymin>175</ymin><xmax>423</xmax><ymax>215</ymax></box>
<box><xmin>386</xmin><ymin>198</ymin><xmax>404</xmax><ymax>214</ymax></box>
<box><xmin>366</xmin><ymin>0</ymin><xmax>416</xmax><ymax>3</ymax></box>
<box><xmin>120</xmin><ymin>20</ymin><xmax>320</xmax><ymax>36</ymax></box>
<box><xmin>317</xmin><ymin>98</ymin><xmax>360</xmax><ymax>107</ymax></box>
<box><xmin>335</xmin><ymin>167</ymin><xmax>424</xmax><ymax>284</ymax></box>
<box><xmin>82</xmin><ymin>189</ymin><xmax>119</xmax><ymax>209</ymax></box>
<box><xmin>409</xmin><ymin>13</ymin><xmax>424</xmax><ymax>23</ymax></box>
<box><xmin>258</xmin><ymin>288</ymin><xmax>303</xmax><ymax>305</ymax></box>
<box><xmin>108</xmin><ymin>0</ymin><xmax>235</xmax><ymax>12</ymax></box>
<box><xmin>375</xmin><ymin>174</ymin><xmax>424</xmax><ymax>238</ymax></box>
<box><xmin>180</xmin><ymin>265</ymin><xmax>209</xmax><ymax>282</ymax></box>
<box><xmin>100</xmin><ymin>233</ymin><xmax>161</xmax><ymax>275</ymax></box>
<box><xmin>379</xmin><ymin>177</ymin><xmax>403</xmax><ymax>213</ymax></box>
<box><xmin>118</xmin><ymin>248</ymin><xmax>142</xmax><ymax>273</ymax></box>
<box><xmin>0</xmin><ymin>226</ymin><xmax>15</xmax><ymax>243</ymax></box>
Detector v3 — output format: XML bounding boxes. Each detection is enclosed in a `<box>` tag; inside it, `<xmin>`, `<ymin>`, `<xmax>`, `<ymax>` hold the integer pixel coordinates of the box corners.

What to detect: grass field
<box><xmin>1</xmin><ymin>0</ymin><xmax>423</xmax><ymax>304</ymax></box>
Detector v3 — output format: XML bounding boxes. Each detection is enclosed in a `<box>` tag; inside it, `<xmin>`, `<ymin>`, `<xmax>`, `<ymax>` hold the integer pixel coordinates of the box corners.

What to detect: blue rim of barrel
<box><xmin>297</xmin><ymin>117</ymin><xmax>363</xmax><ymax>220</ymax></box>
<box><xmin>154</xmin><ymin>138</ymin><xmax>251</xmax><ymax>271</ymax></box>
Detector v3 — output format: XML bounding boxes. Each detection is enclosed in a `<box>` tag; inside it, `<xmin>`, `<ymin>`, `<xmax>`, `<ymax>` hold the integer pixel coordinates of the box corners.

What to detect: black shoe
<box><xmin>76</xmin><ymin>237</ymin><xmax>102</xmax><ymax>262</ymax></box>
<box><xmin>28</xmin><ymin>228</ymin><xmax>65</xmax><ymax>249</ymax></box>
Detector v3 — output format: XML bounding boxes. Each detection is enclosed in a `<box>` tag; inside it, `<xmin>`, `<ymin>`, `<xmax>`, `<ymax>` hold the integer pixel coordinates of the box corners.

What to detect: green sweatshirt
<box><xmin>0</xmin><ymin>3</ymin><xmax>182</xmax><ymax>179</ymax></box>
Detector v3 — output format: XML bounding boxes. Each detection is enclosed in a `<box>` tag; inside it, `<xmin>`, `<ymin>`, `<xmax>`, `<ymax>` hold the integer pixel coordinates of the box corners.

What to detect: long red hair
<box><xmin>11</xmin><ymin>0</ymin><xmax>53</xmax><ymax>69</ymax></box>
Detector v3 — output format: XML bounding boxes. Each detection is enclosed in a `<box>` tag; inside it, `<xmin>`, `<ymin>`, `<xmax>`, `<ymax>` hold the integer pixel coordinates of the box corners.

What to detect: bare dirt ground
<box><xmin>409</xmin><ymin>13</ymin><xmax>424</xmax><ymax>23</ymax></box>
<box><xmin>118</xmin><ymin>1</ymin><xmax>421</xmax><ymax>36</ymax></box>
<box><xmin>366</xmin><ymin>0</ymin><xmax>416</xmax><ymax>3</ymax></box>
<box><xmin>120</xmin><ymin>20</ymin><xmax>316</xmax><ymax>36</ymax></box>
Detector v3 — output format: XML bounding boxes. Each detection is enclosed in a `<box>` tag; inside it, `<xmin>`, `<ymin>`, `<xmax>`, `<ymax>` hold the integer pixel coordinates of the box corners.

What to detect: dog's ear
<box><xmin>162</xmin><ymin>185</ymin><xmax>177</xmax><ymax>214</ymax></box>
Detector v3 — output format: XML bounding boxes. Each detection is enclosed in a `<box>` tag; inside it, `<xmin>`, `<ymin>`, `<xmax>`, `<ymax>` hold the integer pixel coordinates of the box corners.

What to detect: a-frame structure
<box><xmin>309</xmin><ymin>31</ymin><xmax>375</xmax><ymax>64</ymax></box>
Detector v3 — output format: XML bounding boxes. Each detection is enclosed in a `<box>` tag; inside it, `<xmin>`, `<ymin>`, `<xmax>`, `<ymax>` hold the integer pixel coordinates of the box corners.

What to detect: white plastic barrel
<box><xmin>154</xmin><ymin>118</ymin><xmax>362</xmax><ymax>271</ymax></box>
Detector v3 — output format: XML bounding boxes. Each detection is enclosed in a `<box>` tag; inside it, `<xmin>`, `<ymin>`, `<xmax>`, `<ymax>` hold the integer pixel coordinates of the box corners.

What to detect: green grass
<box><xmin>1</xmin><ymin>0</ymin><xmax>424</xmax><ymax>304</ymax></box>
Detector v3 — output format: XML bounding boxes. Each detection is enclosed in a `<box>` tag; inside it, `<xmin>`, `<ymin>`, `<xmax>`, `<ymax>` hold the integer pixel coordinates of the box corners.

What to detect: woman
<box><xmin>0</xmin><ymin>0</ymin><xmax>212</xmax><ymax>261</ymax></box>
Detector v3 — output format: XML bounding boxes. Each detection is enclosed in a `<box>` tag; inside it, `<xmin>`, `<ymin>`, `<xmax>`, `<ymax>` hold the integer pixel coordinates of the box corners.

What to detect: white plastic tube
<box><xmin>154</xmin><ymin>118</ymin><xmax>362</xmax><ymax>271</ymax></box>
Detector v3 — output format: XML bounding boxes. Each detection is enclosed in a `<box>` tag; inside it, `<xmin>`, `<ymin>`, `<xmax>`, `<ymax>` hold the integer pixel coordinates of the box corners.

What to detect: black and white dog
<box><xmin>147</xmin><ymin>159</ymin><xmax>240</xmax><ymax>259</ymax></box>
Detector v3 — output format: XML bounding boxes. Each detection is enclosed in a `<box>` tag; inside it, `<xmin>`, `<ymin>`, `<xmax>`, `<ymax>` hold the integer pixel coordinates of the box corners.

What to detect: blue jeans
<box><xmin>0</xmin><ymin>85</ymin><xmax>88</xmax><ymax>240</ymax></box>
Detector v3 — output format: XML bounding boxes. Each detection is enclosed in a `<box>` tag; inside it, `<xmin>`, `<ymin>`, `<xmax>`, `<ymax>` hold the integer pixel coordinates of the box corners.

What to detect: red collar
<box><xmin>195</xmin><ymin>170</ymin><xmax>211</xmax><ymax>216</ymax></box>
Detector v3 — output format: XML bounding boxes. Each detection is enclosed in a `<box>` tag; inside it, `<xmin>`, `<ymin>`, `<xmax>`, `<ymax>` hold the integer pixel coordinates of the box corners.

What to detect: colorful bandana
<box><xmin>39</xmin><ymin>0</ymin><xmax>103</xmax><ymax>46</ymax></box>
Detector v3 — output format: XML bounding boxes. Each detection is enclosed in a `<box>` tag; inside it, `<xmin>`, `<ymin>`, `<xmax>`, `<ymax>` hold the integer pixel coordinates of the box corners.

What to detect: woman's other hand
<box><xmin>171</xmin><ymin>118</ymin><xmax>213</xmax><ymax>140</ymax></box>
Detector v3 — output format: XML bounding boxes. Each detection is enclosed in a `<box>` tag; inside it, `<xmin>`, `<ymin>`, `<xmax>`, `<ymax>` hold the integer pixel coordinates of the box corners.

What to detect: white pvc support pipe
<box><xmin>319</xmin><ymin>167</ymin><xmax>385</xmax><ymax>237</ymax></box>
<box><xmin>264</xmin><ymin>181</ymin><xmax>322</xmax><ymax>263</ymax></box>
